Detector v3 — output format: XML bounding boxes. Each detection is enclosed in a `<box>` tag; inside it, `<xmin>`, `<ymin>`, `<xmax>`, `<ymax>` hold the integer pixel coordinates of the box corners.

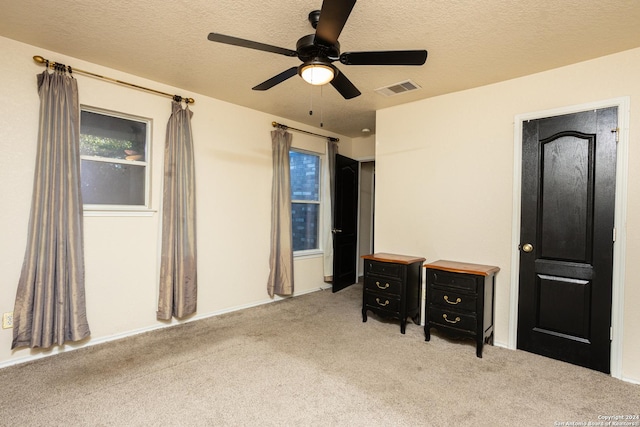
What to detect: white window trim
<box><xmin>290</xmin><ymin>148</ymin><xmax>324</xmax><ymax>256</ymax></box>
<box><xmin>80</xmin><ymin>105</ymin><xmax>153</xmax><ymax>215</ymax></box>
<box><xmin>293</xmin><ymin>249</ymin><xmax>324</xmax><ymax>259</ymax></box>
<box><xmin>83</xmin><ymin>207</ymin><xmax>157</xmax><ymax>217</ymax></box>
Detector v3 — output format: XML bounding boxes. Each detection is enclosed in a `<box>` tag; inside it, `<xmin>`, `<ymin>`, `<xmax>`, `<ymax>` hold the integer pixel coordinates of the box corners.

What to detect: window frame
<box><xmin>289</xmin><ymin>148</ymin><xmax>324</xmax><ymax>257</ymax></box>
<box><xmin>79</xmin><ymin>105</ymin><xmax>153</xmax><ymax>215</ymax></box>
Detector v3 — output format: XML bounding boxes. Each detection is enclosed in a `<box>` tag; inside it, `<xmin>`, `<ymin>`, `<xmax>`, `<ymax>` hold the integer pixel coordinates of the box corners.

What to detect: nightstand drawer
<box><xmin>365</xmin><ymin>260</ymin><xmax>402</xmax><ymax>279</ymax></box>
<box><xmin>430</xmin><ymin>270</ymin><xmax>477</xmax><ymax>292</ymax></box>
<box><xmin>428</xmin><ymin>307</ymin><xmax>477</xmax><ymax>333</ymax></box>
<box><xmin>364</xmin><ymin>275</ymin><xmax>402</xmax><ymax>296</ymax></box>
<box><xmin>429</xmin><ymin>288</ymin><xmax>476</xmax><ymax>312</ymax></box>
<box><xmin>364</xmin><ymin>291</ymin><xmax>400</xmax><ymax>313</ymax></box>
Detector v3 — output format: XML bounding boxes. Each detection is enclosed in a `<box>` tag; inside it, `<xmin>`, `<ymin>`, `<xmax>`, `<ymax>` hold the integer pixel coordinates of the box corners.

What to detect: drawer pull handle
<box><xmin>443</xmin><ymin>314</ymin><xmax>461</xmax><ymax>324</ymax></box>
<box><xmin>444</xmin><ymin>295</ymin><xmax>462</xmax><ymax>305</ymax></box>
<box><xmin>376</xmin><ymin>281</ymin><xmax>390</xmax><ymax>290</ymax></box>
<box><xmin>376</xmin><ymin>298</ymin><xmax>390</xmax><ymax>307</ymax></box>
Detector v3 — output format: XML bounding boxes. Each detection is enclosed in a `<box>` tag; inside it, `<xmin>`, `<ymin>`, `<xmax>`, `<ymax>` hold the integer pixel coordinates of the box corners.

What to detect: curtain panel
<box><xmin>323</xmin><ymin>139</ymin><xmax>339</xmax><ymax>281</ymax></box>
<box><xmin>12</xmin><ymin>69</ymin><xmax>90</xmax><ymax>349</ymax></box>
<box><xmin>267</xmin><ymin>129</ymin><xmax>294</xmax><ymax>297</ymax></box>
<box><xmin>157</xmin><ymin>101</ymin><xmax>197</xmax><ymax>320</ymax></box>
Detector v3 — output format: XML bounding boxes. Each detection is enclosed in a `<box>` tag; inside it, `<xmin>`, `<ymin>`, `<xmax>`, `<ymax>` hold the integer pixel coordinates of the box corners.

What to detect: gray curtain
<box><xmin>157</xmin><ymin>101</ymin><xmax>197</xmax><ymax>320</ymax></box>
<box><xmin>12</xmin><ymin>69</ymin><xmax>90</xmax><ymax>349</ymax></box>
<box><xmin>267</xmin><ymin>129</ymin><xmax>294</xmax><ymax>297</ymax></box>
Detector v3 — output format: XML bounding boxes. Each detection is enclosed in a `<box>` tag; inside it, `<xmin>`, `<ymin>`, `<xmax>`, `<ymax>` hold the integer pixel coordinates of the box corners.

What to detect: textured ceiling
<box><xmin>2</xmin><ymin>0</ymin><xmax>640</xmax><ymax>137</ymax></box>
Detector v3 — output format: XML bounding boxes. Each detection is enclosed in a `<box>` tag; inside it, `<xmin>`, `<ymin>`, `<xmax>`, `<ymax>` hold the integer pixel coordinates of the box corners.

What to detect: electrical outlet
<box><xmin>2</xmin><ymin>312</ymin><xmax>13</xmax><ymax>329</ymax></box>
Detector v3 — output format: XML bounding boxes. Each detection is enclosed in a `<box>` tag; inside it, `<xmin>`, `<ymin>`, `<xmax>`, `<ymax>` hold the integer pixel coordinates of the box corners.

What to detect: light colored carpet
<box><xmin>1</xmin><ymin>283</ymin><xmax>638</xmax><ymax>426</ymax></box>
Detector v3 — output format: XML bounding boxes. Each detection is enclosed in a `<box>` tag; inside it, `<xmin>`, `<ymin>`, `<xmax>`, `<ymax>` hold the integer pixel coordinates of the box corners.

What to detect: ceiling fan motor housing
<box><xmin>296</xmin><ymin>34</ymin><xmax>340</xmax><ymax>62</ymax></box>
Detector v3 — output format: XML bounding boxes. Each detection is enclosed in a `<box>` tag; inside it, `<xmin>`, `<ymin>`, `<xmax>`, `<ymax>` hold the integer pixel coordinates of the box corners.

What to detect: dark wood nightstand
<box><xmin>424</xmin><ymin>260</ymin><xmax>499</xmax><ymax>357</ymax></box>
<box><xmin>361</xmin><ymin>253</ymin><xmax>426</xmax><ymax>334</ymax></box>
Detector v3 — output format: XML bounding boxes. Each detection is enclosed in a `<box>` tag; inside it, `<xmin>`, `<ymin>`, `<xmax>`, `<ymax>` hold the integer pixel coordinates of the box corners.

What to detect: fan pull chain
<box><xmin>307</xmin><ymin>86</ymin><xmax>325</xmax><ymax>128</ymax></box>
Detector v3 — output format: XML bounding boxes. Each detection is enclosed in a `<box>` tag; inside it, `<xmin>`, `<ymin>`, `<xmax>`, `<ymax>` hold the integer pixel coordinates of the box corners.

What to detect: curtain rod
<box><xmin>271</xmin><ymin>121</ymin><xmax>339</xmax><ymax>142</ymax></box>
<box><xmin>33</xmin><ymin>55</ymin><xmax>195</xmax><ymax>104</ymax></box>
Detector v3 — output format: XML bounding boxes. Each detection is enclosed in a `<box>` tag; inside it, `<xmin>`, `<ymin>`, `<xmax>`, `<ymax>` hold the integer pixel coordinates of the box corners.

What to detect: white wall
<box><xmin>344</xmin><ymin>134</ymin><xmax>376</xmax><ymax>160</ymax></box>
<box><xmin>0</xmin><ymin>36</ymin><xmax>345</xmax><ymax>367</ymax></box>
<box><xmin>375</xmin><ymin>47</ymin><xmax>640</xmax><ymax>383</ymax></box>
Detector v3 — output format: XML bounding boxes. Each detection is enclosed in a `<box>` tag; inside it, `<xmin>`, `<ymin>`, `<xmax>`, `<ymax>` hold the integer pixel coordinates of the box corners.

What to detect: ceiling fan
<box><xmin>207</xmin><ymin>0</ymin><xmax>428</xmax><ymax>99</ymax></box>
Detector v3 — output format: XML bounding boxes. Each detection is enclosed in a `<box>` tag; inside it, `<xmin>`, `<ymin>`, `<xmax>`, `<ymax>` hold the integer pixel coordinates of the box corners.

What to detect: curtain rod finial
<box><xmin>33</xmin><ymin>55</ymin><xmax>45</xmax><ymax>64</ymax></box>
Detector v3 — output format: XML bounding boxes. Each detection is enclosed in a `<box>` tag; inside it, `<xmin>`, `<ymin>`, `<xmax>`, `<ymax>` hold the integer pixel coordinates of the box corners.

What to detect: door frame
<box><xmin>355</xmin><ymin>156</ymin><xmax>375</xmax><ymax>280</ymax></box>
<box><xmin>508</xmin><ymin>97</ymin><xmax>630</xmax><ymax>379</ymax></box>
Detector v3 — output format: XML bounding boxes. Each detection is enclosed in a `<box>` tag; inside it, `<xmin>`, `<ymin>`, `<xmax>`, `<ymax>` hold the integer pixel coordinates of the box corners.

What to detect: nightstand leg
<box><xmin>424</xmin><ymin>325</ymin><xmax>431</xmax><ymax>341</ymax></box>
<box><xmin>412</xmin><ymin>312</ymin><xmax>420</xmax><ymax>325</ymax></box>
<box><xmin>362</xmin><ymin>308</ymin><xmax>367</xmax><ymax>322</ymax></box>
<box><xmin>486</xmin><ymin>332</ymin><xmax>494</xmax><ymax>345</ymax></box>
<box><xmin>476</xmin><ymin>341</ymin><xmax>483</xmax><ymax>358</ymax></box>
<box><xmin>400</xmin><ymin>319</ymin><xmax>406</xmax><ymax>334</ymax></box>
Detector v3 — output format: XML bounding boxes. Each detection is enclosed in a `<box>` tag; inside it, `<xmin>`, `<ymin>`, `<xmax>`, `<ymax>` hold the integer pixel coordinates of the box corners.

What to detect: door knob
<box><xmin>521</xmin><ymin>243</ymin><xmax>534</xmax><ymax>253</ymax></box>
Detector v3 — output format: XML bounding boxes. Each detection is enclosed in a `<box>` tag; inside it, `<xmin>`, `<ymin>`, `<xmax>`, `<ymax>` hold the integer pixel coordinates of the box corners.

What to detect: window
<box><xmin>290</xmin><ymin>150</ymin><xmax>321</xmax><ymax>252</ymax></box>
<box><xmin>79</xmin><ymin>107</ymin><xmax>151</xmax><ymax>209</ymax></box>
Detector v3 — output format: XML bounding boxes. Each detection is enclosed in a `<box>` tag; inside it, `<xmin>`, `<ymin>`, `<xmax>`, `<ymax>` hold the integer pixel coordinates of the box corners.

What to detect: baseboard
<box><xmin>8</xmin><ymin>285</ymin><xmax>637</xmax><ymax>385</ymax></box>
<box><xmin>0</xmin><ymin>285</ymin><xmax>329</xmax><ymax>370</ymax></box>
<box><xmin>621</xmin><ymin>376</ymin><xmax>640</xmax><ymax>385</ymax></box>
<box><xmin>491</xmin><ymin>341</ymin><xmax>640</xmax><ymax>385</ymax></box>
<box><xmin>492</xmin><ymin>340</ymin><xmax>510</xmax><ymax>350</ymax></box>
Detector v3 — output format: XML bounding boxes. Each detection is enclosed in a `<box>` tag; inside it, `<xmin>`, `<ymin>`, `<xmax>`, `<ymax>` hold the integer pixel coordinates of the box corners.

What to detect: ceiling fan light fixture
<box><xmin>299</xmin><ymin>61</ymin><xmax>335</xmax><ymax>86</ymax></box>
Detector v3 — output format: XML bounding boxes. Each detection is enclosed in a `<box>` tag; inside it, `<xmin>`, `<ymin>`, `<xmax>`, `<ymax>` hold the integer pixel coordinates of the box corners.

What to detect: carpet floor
<box><xmin>1</xmin><ymin>283</ymin><xmax>638</xmax><ymax>426</ymax></box>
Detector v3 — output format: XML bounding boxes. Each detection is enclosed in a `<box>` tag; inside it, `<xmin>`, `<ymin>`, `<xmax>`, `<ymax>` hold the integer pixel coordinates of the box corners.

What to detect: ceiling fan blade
<box><xmin>330</xmin><ymin>69</ymin><xmax>361</xmax><ymax>99</ymax></box>
<box><xmin>315</xmin><ymin>0</ymin><xmax>357</xmax><ymax>46</ymax></box>
<box><xmin>252</xmin><ymin>67</ymin><xmax>299</xmax><ymax>91</ymax></box>
<box><xmin>340</xmin><ymin>50</ymin><xmax>428</xmax><ymax>66</ymax></box>
<box><xmin>208</xmin><ymin>33</ymin><xmax>297</xmax><ymax>57</ymax></box>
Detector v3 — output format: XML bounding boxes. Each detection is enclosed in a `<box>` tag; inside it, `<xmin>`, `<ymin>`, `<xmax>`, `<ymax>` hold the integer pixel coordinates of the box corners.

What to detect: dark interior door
<box><xmin>333</xmin><ymin>154</ymin><xmax>359</xmax><ymax>293</ymax></box>
<box><xmin>517</xmin><ymin>107</ymin><xmax>617</xmax><ymax>373</ymax></box>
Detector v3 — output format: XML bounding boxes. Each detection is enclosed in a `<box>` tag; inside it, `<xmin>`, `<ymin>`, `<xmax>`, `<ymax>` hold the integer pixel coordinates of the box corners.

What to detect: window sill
<box><xmin>83</xmin><ymin>208</ymin><xmax>157</xmax><ymax>217</ymax></box>
<box><xmin>293</xmin><ymin>250</ymin><xmax>324</xmax><ymax>260</ymax></box>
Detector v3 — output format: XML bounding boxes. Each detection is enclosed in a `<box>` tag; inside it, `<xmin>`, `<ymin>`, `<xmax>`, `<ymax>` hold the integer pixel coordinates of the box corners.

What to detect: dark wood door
<box><xmin>333</xmin><ymin>154</ymin><xmax>359</xmax><ymax>293</ymax></box>
<box><xmin>517</xmin><ymin>107</ymin><xmax>617</xmax><ymax>373</ymax></box>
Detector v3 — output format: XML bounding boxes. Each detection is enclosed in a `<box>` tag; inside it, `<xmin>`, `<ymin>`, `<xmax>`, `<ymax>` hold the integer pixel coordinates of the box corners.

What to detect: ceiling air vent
<box><xmin>375</xmin><ymin>79</ymin><xmax>421</xmax><ymax>97</ymax></box>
